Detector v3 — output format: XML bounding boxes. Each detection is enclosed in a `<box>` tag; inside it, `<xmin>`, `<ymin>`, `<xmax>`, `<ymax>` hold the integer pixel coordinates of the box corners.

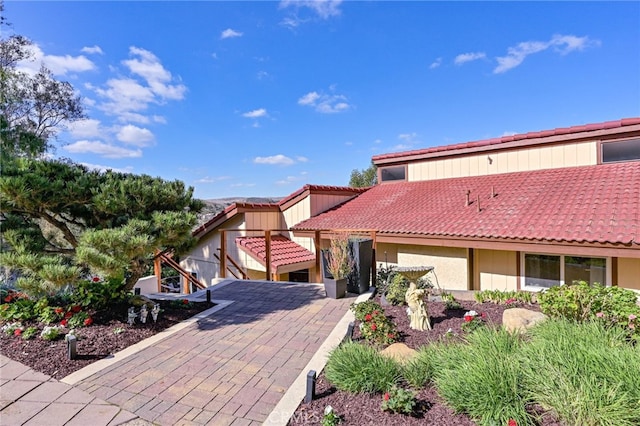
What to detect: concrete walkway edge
<box><xmin>264</xmin><ymin>288</ymin><xmax>375</xmax><ymax>426</ymax></box>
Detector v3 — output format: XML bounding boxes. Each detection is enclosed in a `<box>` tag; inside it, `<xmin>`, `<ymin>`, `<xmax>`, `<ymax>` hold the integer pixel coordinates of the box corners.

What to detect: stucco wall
<box><xmin>408</xmin><ymin>141</ymin><xmax>597</xmax><ymax>182</ymax></box>
<box><xmin>476</xmin><ymin>249</ymin><xmax>518</xmax><ymax>291</ymax></box>
<box><xmin>393</xmin><ymin>244</ymin><xmax>467</xmax><ymax>291</ymax></box>
<box><xmin>618</xmin><ymin>257</ymin><xmax>640</xmax><ymax>291</ymax></box>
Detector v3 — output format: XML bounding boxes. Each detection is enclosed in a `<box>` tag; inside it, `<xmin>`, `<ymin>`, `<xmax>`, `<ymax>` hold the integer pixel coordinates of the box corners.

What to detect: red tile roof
<box><xmin>373</xmin><ymin>117</ymin><xmax>640</xmax><ymax>163</ymax></box>
<box><xmin>236</xmin><ymin>235</ymin><xmax>317</xmax><ymax>270</ymax></box>
<box><xmin>293</xmin><ymin>163</ymin><xmax>640</xmax><ymax>246</ymax></box>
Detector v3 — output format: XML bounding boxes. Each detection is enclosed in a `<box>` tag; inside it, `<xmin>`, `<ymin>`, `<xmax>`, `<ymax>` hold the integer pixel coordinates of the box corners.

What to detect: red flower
<box><xmin>508</xmin><ymin>419</ymin><xmax>517</xmax><ymax>426</ymax></box>
<box><xmin>13</xmin><ymin>329</ymin><xmax>22</xmax><ymax>336</ymax></box>
<box><xmin>92</xmin><ymin>276</ymin><xmax>101</xmax><ymax>282</ymax></box>
<box><xmin>364</xmin><ymin>314</ymin><xmax>373</xmax><ymax>322</ymax></box>
<box><xmin>4</xmin><ymin>296</ymin><xmax>11</xmax><ymax>303</ymax></box>
<box><xmin>182</xmin><ymin>299</ymin><xmax>189</xmax><ymax>304</ymax></box>
<box><xmin>481</xmin><ymin>312</ymin><xmax>486</xmax><ymax>318</ymax></box>
<box><xmin>84</xmin><ymin>317</ymin><xmax>93</xmax><ymax>326</ymax></box>
<box><xmin>60</xmin><ymin>319</ymin><xmax>68</xmax><ymax>326</ymax></box>
<box><xmin>371</xmin><ymin>324</ymin><xmax>377</xmax><ymax>331</ymax></box>
<box><xmin>464</xmin><ymin>315</ymin><xmax>473</xmax><ymax>322</ymax></box>
<box><xmin>71</xmin><ymin>305</ymin><xmax>82</xmax><ymax>313</ymax></box>
<box><xmin>65</xmin><ymin>311</ymin><xmax>74</xmax><ymax>319</ymax></box>
<box><xmin>387</xmin><ymin>333</ymin><xmax>395</xmax><ymax>339</ymax></box>
<box><xmin>373</xmin><ymin>310</ymin><xmax>379</xmax><ymax>315</ymax></box>
<box><xmin>54</xmin><ymin>308</ymin><xmax>64</xmax><ymax>315</ymax></box>
<box><xmin>383</xmin><ymin>392</ymin><xmax>390</xmax><ymax>401</ymax></box>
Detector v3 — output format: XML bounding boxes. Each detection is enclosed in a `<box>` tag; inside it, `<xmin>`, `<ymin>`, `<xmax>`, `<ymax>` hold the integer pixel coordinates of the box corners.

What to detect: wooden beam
<box><xmin>154</xmin><ymin>251</ymin><xmax>162</xmax><ymax>292</ymax></box>
<box><xmin>314</xmin><ymin>230</ymin><xmax>322</xmax><ymax>283</ymax></box>
<box><xmin>220</xmin><ymin>230</ymin><xmax>227</xmax><ymax>279</ymax></box>
<box><xmin>265</xmin><ymin>230</ymin><xmax>272</xmax><ymax>281</ymax></box>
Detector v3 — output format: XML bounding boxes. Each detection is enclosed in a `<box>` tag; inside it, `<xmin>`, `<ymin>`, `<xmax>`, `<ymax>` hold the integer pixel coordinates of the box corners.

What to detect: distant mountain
<box><xmin>196</xmin><ymin>197</ymin><xmax>281</xmax><ymax>227</ymax></box>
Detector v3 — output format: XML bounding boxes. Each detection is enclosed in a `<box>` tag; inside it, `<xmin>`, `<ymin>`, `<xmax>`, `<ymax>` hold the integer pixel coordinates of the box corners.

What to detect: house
<box><xmin>181</xmin><ymin>117</ymin><xmax>640</xmax><ymax>293</ymax></box>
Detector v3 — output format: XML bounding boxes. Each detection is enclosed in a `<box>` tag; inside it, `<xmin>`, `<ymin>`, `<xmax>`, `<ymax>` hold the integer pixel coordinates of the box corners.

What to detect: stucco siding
<box><xmin>476</xmin><ymin>249</ymin><xmax>518</xmax><ymax>291</ymax></box>
<box><xmin>618</xmin><ymin>257</ymin><xmax>640</xmax><ymax>291</ymax></box>
<box><xmin>408</xmin><ymin>141</ymin><xmax>597</xmax><ymax>182</ymax></box>
<box><xmin>395</xmin><ymin>245</ymin><xmax>468</xmax><ymax>291</ymax></box>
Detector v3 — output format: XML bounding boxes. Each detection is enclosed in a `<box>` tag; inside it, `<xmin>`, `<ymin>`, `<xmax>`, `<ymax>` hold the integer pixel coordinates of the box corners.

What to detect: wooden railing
<box><xmin>154</xmin><ymin>249</ymin><xmax>206</xmax><ymax>294</ymax></box>
<box><xmin>214</xmin><ymin>251</ymin><xmax>249</xmax><ymax>280</ymax></box>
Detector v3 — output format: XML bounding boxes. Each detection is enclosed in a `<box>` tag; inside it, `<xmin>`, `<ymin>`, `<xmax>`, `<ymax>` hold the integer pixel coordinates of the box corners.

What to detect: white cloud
<box><xmin>454</xmin><ymin>52</ymin><xmax>486</xmax><ymax>65</ymax></box>
<box><xmin>18</xmin><ymin>44</ymin><xmax>95</xmax><ymax>76</ymax></box>
<box><xmin>279</xmin><ymin>0</ymin><xmax>342</xmax><ymax>19</ymax></box>
<box><xmin>66</xmin><ymin>119</ymin><xmax>102</xmax><ymax>138</ymax></box>
<box><xmin>220</xmin><ymin>28</ymin><xmax>243</xmax><ymax>39</ymax></box>
<box><xmin>242</xmin><ymin>108</ymin><xmax>268</xmax><ymax>118</ymax></box>
<box><xmin>63</xmin><ymin>140</ymin><xmax>142</xmax><ymax>158</ymax></box>
<box><xmin>122</xmin><ymin>46</ymin><xmax>186</xmax><ymax>100</ymax></box>
<box><xmin>296</xmin><ymin>156</ymin><xmax>308</xmax><ymax>163</ymax></box>
<box><xmin>429</xmin><ymin>58</ymin><xmax>442</xmax><ymax>69</ymax></box>
<box><xmin>195</xmin><ymin>176</ymin><xmax>231</xmax><ymax>184</ymax></box>
<box><xmin>81</xmin><ymin>45</ymin><xmax>104</xmax><ymax>55</ymax></box>
<box><xmin>298</xmin><ymin>88</ymin><xmax>351</xmax><ymax>114</ymax></box>
<box><xmin>254</xmin><ymin>154</ymin><xmax>295</xmax><ymax>166</ymax></box>
<box><xmin>230</xmin><ymin>182</ymin><xmax>256</xmax><ymax>188</ymax></box>
<box><xmin>275</xmin><ymin>175</ymin><xmax>300</xmax><ymax>185</ymax></box>
<box><xmin>494</xmin><ymin>34</ymin><xmax>597</xmax><ymax>74</ymax></box>
<box><xmin>298</xmin><ymin>91</ymin><xmax>321</xmax><ymax>106</ymax></box>
<box><xmin>116</xmin><ymin>124</ymin><xmax>155</xmax><ymax>147</ymax></box>
<box><xmin>91</xmin><ymin>47</ymin><xmax>186</xmax><ymax>122</ymax></box>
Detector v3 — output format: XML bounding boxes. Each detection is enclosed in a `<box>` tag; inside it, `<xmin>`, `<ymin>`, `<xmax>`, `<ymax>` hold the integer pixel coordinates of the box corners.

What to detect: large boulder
<box><xmin>380</xmin><ymin>343</ymin><xmax>418</xmax><ymax>364</ymax></box>
<box><xmin>502</xmin><ymin>308</ymin><xmax>547</xmax><ymax>333</ymax></box>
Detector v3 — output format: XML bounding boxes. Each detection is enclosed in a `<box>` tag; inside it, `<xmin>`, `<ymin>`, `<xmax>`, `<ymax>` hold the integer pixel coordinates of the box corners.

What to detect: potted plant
<box><xmin>322</xmin><ymin>233</ymin><xmax>354</xmax><ymax>299</ymax></box>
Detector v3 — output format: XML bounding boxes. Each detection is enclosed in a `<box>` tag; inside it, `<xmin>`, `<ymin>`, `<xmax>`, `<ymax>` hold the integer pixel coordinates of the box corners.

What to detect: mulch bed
<box><xmin>0</xmin><ymin>299</ymin><xmax>212</xmax><ymax>380</ymax></box>
<box><xmin>289</xmin><ymin>294</ymin><xmax>553</xmax><ymax>426</ymax></box>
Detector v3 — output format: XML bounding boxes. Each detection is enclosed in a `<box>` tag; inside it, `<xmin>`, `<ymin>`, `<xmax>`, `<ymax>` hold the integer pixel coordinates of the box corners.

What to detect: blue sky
<box><xmin>5</xmin><ymin>1</ymin><xmax>640</xmax><ymax>200</ymax></box>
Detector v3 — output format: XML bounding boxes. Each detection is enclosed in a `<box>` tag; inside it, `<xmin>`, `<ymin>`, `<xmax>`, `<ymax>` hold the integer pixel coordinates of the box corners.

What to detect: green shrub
<box><xmin>40</xmin><ymin>325</ymin><xmax>63</xmax><ymax>341</ymax></box>
<box><xmin>384</xmin><ymin>272</ymin><xmax>432</xmax><ymax>306</ymax></box>
<box><xmin>381</xmin><ymin>386</ymin><xmax>416</xmax><ymax>414</ymax></box>
<box><xmin>0</xmin><ymin>297</ymin><xmax>36</xmax><ymax>322</ymax></box>
<box><xmin>22</xmin><ymin>326</ymin><xmax>38</xmax><ymax>340</ymax></box>
<box><xmin>402</xmin><ymin>346</ymin><xmax>435</xmax><ymax>388</ymax></box>
<box><xmin>375</xmin><ymin>264</ymin><xmax>396</xmax><ymax>294</ymax></box>
<box><xmin>70</xmin><ymin>277</ymin><xmax>129</xmax><ymax>311</ymax></box>
<box><xmin>474</xmin><ymin>289</ymin><xmax>533</xmax><ymax>305</ymax></box>
<box><xmin>538</xmin><ymin>281</ymin><xmax>640</xmax><ymax>326</ymax></box>
<box><xmin>350</xmin><ymin>300</ymin><xmax>383</xmax><ymax>321</ymax></box>
<box><xmin>521</xmin><ymin>319</ymin><xmax>640</xmax><ymax>426</ymax></box>
<box><xmin>325</xmin><ymin>341</ymin><xmax>401</xmax><ymax>394</ymax></box>
<box><xmin>429</xmin><ymin>327</ymin><xmax>533</xmax><ymax>426</ymax></box>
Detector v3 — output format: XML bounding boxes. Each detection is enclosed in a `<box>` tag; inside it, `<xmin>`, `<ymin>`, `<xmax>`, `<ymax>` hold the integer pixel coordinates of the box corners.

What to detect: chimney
<box><xmin>465</xmin><ymin>190</ymin><xmax>471</xmax><ymax>206</ymax></box>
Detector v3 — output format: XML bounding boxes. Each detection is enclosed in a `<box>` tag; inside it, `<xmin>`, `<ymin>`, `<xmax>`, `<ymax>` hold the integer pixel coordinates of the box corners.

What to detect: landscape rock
<box><xmin>379</xmin><ymin>342</ymin><xmax>418</xmax><ymax>364</ymax></box>
<box><xmin>502</xmin><ymin>308</ymin><xmax>547</xmax><ymax>333</ymax></box>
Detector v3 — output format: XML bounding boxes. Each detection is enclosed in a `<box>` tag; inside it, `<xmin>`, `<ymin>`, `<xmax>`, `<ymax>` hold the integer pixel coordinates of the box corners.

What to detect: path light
<box><xmin>345</xmin><ymin>321</ymin><xmax>355</xmax><ymax>342</ymax></box>
<box><xmin>66</xmin><ymin>334</ymin><xmax>77</xmax><ymax>360</ymax></box>
<box><xmin>206</xmin><ymin>289</ymin><xmax>212</xmax><ymax>306</ymax></box>
<box><xmin>305</xmin><ymin>370</ymin><xmax>316</xmax><ymax>403</ymax></box>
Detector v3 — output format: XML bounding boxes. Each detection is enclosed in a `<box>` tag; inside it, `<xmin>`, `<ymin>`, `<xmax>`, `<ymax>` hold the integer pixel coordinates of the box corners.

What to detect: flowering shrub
<box><xmin>41</xmin><ymin>325</ymin><xmax>63</xmax><ymax>341</ymax></box>
<box><xmin>67</xmin><ymin>311</ymin><xmax>91</xmax><ymax>328</ymax></box>
<box><xmin>2</xmin><ymin>322</ymin><xmax>23</xmax><ymax>336</ymax></box>
<box><xmin>350</xmin><ymin>301</ymin><xmax>397</xmax><ymax>346</ymax></box>
<box><xmin>381</xmin><ymin>386</ymin><xmax>416</xmax><ymax>414</ymax></box>
<box><xmin>22</xmin><ymin>327</ymin><xmax>38</xmax><ymax>340</ymax></box>
<box><xmin>461</xmin><ymin>310</ymin><xmax>486</xmax><ymax>333</ymax></box>
<box><xmin>322</xmin><ymin>405</ymin><xmax>341</xmax><ymax>426</ymax></box>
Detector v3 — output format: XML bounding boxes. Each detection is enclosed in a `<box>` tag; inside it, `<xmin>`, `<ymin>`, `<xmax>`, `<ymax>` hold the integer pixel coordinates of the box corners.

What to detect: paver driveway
<box><xmin>65</xmin><ymin>281</ymin><xmax>355</xmax><ymax>425</ymax></box>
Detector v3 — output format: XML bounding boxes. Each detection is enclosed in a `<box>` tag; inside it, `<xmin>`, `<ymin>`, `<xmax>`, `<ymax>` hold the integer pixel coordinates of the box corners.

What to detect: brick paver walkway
<box><xmin>1</xmin><ymin>355</ymin><xmax>140</xmax><ymax>426</ymax></box>
<box><xmin>68</xmin><ymin>281</ymin><xmax>354</xmax><ymax>425</ymax></box>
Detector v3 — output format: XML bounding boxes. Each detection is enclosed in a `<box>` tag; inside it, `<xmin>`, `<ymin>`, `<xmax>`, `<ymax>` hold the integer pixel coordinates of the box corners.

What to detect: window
<box><xmin>602</xmin><ymin>138</ymin><xmax>640</xmax><ymax>163</ymax></box>
<box><xmin>380</xmin><ymin>165</ymin><xmax>406</xmax><ymax>182</ymax></box>
<box><xmin>522</xmin><ymin>253</ymin><xmax>608</xmax><ymax>289</ymax></box>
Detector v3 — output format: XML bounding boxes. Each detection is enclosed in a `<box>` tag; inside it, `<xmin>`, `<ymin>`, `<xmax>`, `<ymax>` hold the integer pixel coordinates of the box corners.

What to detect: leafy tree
<box><xmin>0</xmin><ymin>158</ymin><xmax>204</xmax><ymax>292</ymax></box>
<box><xmin>0</xmin><ymin>5</ymin><xmax>84</xmax><ymax>151</ymax></box>
<box><xmin>349</xmin><ymin>161</ymin><xmax>377</xmax><ymax>188</ymax></box>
